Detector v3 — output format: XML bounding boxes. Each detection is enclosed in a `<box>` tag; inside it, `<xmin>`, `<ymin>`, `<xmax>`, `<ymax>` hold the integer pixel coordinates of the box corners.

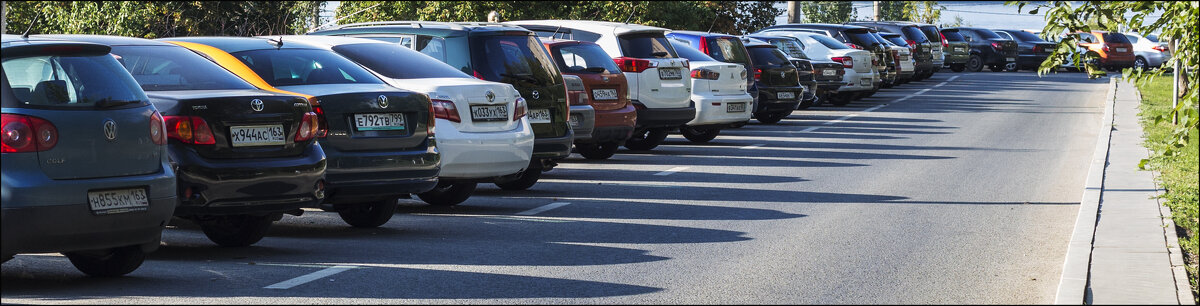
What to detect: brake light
<box><xmin>150</xmin><ymin>111</ymin><xmax>166</xmax><ymax>145</ymax></box>
<box><xmin>1102</xmin><ymin>44</ymin><xmax>1110</xmax><ymax>52</ymax></box>
<box><xmin>831</xmin><ymin>56</ymin><xmax>853</xmax><ymax>68</ymax></box>
<box><xmin>164</xmin><ymin>116</ymin><xmax>215</xmax><ymax>145</ymax></box>
<box><xmin>691</xmin><ymin>68</ymin><xmax>720</xmax><ymax>80</ymax></box>
<box><xmin>308</xmin><ymin>97</ymin><xmax>328</xmax><ymax>138</ymax></box>
<box><xmin>906</xmin><ymin>39</ymin><xmax>917</xmax><ymax>48</ymax></box>
<box><xmin>473</xmin><ymin>70</ymin><xmax>485</xmax><ymax>80</ymax></box>
<box><xmin>698</xmin><ymin>37</ymin><xmax>710</xmax><ymax>54</ymax></box>
<box><xmin>513</xmin><ymin>97</ymin><xmax>527</xmax><ymax>120</ymax></box>
<box><xmin>1152</xmin><ymin>45</ymin><xmax>1168</xmax><ymax>52</ymax></box>
<box><xmin>991</xmin><ymin>42</ymin><xmax>1002</xmax><ymax>50</ymax></box>
<box><xmin>430</xmin><ymin>99</ymin><xmax>461</xmax><ymax>123</ymax></box>
<box><xmin>613</xmin><ymin>57</ymin><xmax>656</xmax><ymax>73</ymax></box>
<box><xmin>294</xmin><ymin>112</ymin><xmax>319</xmax><ymax>141</ymax></box>
<box><xmin>1</xmin><ymin>114</ymin><xmax>57</xmax><ymax>153</ymax></box>
<box><xmin>753</xmin><ymin>68</ymin><xmax>762</xmax><ymax>81</ymax></box>
<box><xmin>940</xmin><ymin>32</ymin><xmax>949</xmax><ymax>48</ymax></box>
<box><xmin>845</xmin><ymin>43</ymin><xmax>862</xmax><ymax>49</ymax></box>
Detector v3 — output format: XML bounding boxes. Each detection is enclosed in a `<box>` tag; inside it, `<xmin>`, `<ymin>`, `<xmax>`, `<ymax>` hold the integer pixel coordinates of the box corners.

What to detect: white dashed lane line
<box><xmin>264</xmin><ymin>266</ymin><xmax>358</xmax><ymax>290</ymax></box>
<box><xmin>515</xmin><ymin>202</ymin><xmax>572</xmax><ymax>216</ymax></box>
<box><xmin>796</xmin><ymin>74</ymin><xmax>963</xmax><ymax>133</ymax></box>
<box><xmin>654</xmin><ymin>166</ymin><xmax>690</xmax><ymax>176</ymax></box>
<box><xmin>740</xmin><ymin>144</ymin><xmax>765</xmax><ymax>149</ymax></box>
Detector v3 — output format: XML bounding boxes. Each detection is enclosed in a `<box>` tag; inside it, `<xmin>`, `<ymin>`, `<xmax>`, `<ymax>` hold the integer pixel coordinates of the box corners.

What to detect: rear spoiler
<box><xmin>1</xmin><ymin>41</ymin><xmax>111</xmax><ymax>58</ymax></box>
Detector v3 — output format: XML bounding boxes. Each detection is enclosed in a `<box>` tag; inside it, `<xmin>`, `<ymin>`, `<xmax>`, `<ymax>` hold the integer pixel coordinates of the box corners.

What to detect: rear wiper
<box><xmin>584</xmin><ymin>67</ymin><xmax>607</xmax><ymax>73</ymax></box>
<box><xmin>501</xmin><ymin>73</ymin><xmax>538</xmax><ymax>84</ymax></box>
<box><xmin>651</xmin><ymin>51</ymin><xmax>669</xmax><ymax>58</ymax></box>
<box><xmin>95</xmin><ymin>99</ymin><xmax>140</xmax><ymax>109</ymax></box>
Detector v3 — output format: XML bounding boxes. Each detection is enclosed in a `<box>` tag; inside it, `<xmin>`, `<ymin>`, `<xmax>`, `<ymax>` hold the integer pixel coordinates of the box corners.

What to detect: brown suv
<box><xmin>543</xmin><ymin>39</ymin><xmax>638</xmax><ymax>159</ymax></box>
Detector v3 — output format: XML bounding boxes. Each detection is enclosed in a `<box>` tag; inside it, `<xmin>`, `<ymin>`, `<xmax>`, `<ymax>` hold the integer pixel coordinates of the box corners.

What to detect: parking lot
<box><xmin>1</xmin><ymin>71</ymin><xmax>1109</xmax><ymax>304</ymax></box>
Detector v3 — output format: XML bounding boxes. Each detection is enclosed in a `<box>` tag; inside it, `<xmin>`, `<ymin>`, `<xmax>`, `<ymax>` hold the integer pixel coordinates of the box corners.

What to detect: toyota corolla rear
<box><xmin>2</xmin><ymin>40</ymin><xmax>176</xmax><ymax>260</ymax></box>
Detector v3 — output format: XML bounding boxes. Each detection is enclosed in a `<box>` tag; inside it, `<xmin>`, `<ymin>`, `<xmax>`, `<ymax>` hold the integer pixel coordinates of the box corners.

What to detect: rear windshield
<box><xmin>901</xmin><ymin>26</ymin><xmax>930</xmax><ymax>43</ymax></box>
<box><xmin>3</xmin><ymin>54</ymin><xmax>147</xmax><ymax>108</ymax></box>
<box><xmin>844</xmin><ymin>30</ymin><xmax>880</xmax><ymax>48</ymax></box>
<box><xmin>882</xmin><ymin>34</ymin><xmax>908</xmax><ymax>46</ymax></box>
<box><xmin>234</xmin><ymin>49</ymin><xmax>383</xmax><ymax>86</ymax></box>
<box><xmin>1005</xmin><ymin>30</ymin><xmax>1046</xmax><ymax>42</ymax></box>
<box><xmin>768</xmin><ymin>38</ymin><xmax>809</xmax><ymax>59</ymax></box>
<box><xmin>1102</xmin><ymin>33</ymin><xmax>1131</xmax><ymax>44</ymax></box>
<box><xmin>748</xmin><ymin>46</ymin><xmax>789</xmax><ymax>66</ymax></box>
<box><xmin>704</xmin><ymin>37</ymin><xmax>751</xmax><ymax>65</ymax></box>
<box><xmin>669</xmin><ymin>40</ymin><xmax>716</xmax><ymax>62</ymax></box>
<box><xmin>331</xmin><ymin>43</ymin><xmax>469</xmax><ymax>79</ymax></box>
<box><xmin>808</xmin><ymin>34</ymin><xmax>850</xmax><ymax>49</ymax></box>
<box><xmin>1124</xmin><ymin>34</ymin><xmax>1139</xmax><ymax>43</ymax></box>
<box><xmin>942</xmin><ymin>30</ymin><xmax>966</xmax><ymax>42</ymax></box>
<box><xmin>469</xmin><ymin>34</ymin><xmax>561</xmax><ymax>85</ymax></box>
<box><xmin>112</xmin><ymin>45</ymin><xmax>255</xmax><ymax>91</ymax></box>
<box><xmin>1145</xmin><ymin>34</ymin><xmax>1159</xmax><ymax>42</ymax></box>
<box><xmin>919</xmin><ymin>26</ymin><xmax>942</xmax><ymax>42</ymax></box>
<box><xmin>617</xmin><ymin>33</ymin><xmax>678</xmax><ymax>59</ymax></box>
<box><xmin>553</xmin><ymin>43</ymin><xmax>624</xmax><ymax>74</ymax></box>
<box><xmin>974</xmin><ymin>28</ymin><xmax>1003</xmax><ymax>40</ymax></box>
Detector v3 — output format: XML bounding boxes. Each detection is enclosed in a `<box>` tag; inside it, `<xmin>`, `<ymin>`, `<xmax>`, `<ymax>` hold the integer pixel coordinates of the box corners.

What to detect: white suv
<box><xmin>506</xmin><ymin>20</ymin><xmax>696</xmax><ymax>151</ymax></box>
<box><xmin>282</xmin><ymin>35</ymin><xmax>534</xmax><ymax>206</ymax></box>
<box><xmin>760</xmin><ymin>31</ymin><xmax>877</xmax><ymax>106</ymax></box>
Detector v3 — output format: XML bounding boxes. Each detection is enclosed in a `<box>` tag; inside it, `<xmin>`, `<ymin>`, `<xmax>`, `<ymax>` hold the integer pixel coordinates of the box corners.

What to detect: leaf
<box><xmin>1139</xmin><ymin>158</ymin><xmax>1151</xmax><ymax>170</ymax></box>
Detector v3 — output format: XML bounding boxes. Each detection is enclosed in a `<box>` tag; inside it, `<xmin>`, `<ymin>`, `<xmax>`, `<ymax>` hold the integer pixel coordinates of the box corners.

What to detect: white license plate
<box><xmin>658</xmin><ymin>68</ymin><xmax>682</xmax><ymax>80</ymax></box>
<box><xmin>230</xmin><ymin>125</ymin><xmax>285</xmax><ymax>147</ymax></box>
<box><xmin>1007</xmin><ymin>57</ymin><xmax>1016</xmax><ymax>62</ymax></box>
<box><xmin>822</xmin><ymin>69</ymin><xmax>838</xmax><ymax>76</ymax></box>
<box><xmin>354</xmin><ymin>113</ymin><xmax>406</xmax><ymax>131</ymax></box>
<box><xmin>568</xmin><ymin>114</ymin><xmax>581</xmax><ymax>127</ymax></box>
<box><xmin>88</xmin><ymin>188</ymin><xmax>149</xmax><ymax>215</ymax></box>
<box><xmin>859</xmin><ymin>78</ymin><xmax>871</xmax><ymax>86</ymax></box>
<box><xmin>469</xmin><ymin>105</ymin><xmax>508</xmax><ymax>122</ymax></box>
<box><xmin>592</xmin><ymin>88</ymin><xmax>619</xmax><ymax>100</ymax></box>
<box><xmin>1116</xmin><ymin>48</ymin><xmax>1128</xmax><ymax>52</ymax></box>
<box><xmin>528</xmin><ymin>108</ymin><xmax>551</xmax><ymax>124</ymax></box>
<box><xmin>726</xmin><ymin>102</ymin><xmax>746</xmax><ymax>113</ymax></box>
<box><xmin>777</xmin><ymin>91</ymin><xmax>795</xmax><ymax>100</ymax></box>
<box><xmin>954</xmin><ymin>47</ymin><xmax>965</xmax><ymax>52</ymax></box>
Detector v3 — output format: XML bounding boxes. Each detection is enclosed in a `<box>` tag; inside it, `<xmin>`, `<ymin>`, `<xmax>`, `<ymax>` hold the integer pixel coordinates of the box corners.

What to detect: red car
<box><xmin>1075</xmin><ymin>31</ymin><xmax>1135</xmax><ymax>70</ymax></box>
<box><xmin>542</xmin><ymin>39</ymin><xmax>638</xmax><ymax>160</ymax></box>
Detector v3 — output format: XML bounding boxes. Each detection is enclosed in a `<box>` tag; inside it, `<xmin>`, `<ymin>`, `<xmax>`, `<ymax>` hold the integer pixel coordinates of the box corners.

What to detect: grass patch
<box><xmin>1136</xmin><ymin>75</ymin><xmax>1199</xmax><ymax>303</ymax></box>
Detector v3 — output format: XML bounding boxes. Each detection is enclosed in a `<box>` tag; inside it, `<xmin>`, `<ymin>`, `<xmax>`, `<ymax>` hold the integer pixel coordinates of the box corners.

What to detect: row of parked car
<box><xmin>0</xmin><ymin>19</ymin><xmax>1170</xmax><ymax>277</ymax></box>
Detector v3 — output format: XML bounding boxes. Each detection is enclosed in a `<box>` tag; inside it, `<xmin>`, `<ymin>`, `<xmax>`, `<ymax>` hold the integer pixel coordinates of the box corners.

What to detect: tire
<box><xmin>679</xmin><ymin>125</ymin><xmax>720</xmax><ymax>143</ymax></box>
<box><xmin>197</xmin><ymin>214</ymin><xmax>274</xmax><ymax>247</ymax></box>
<box><xmin>829</xmin><ymin>92</ymin><xmax>853</xmax><ymax>106</ymax></box>
<box><xmin>1134</xmin><ymin>56</ymin><xmax>1148</xmax><ymax>70</ymax></box>
<box><xmin>1004</xmin><ymin>62</ymin><xmax>1018</xmax><ymax>72</ymax></box>
<box><xmin>494</xmin><ymin>169</ymin><xmax>541</xmax><ymax>191</ymax></box>
<box><xmin>417</xmin><ymin>182</ymin><xmax>475</xmax><ymax>207</ymax></box>
<box><xmin>64</xmin><ymin>245</ymin><xmax>146</xmax><ymax>277</ymax></box>
<box><xmin>989</xmin><ymin>65</ymin><xmax>1004</xmax><ymax>72</ymax></box>
<box><xmin>950</xmin><ymin>63</ymin><xmax>966</xmax><ymax>72</ymax></box>
<box><xmin>576</xmin><ymin>142</ymin><xmax>619</xmax><ymax>160</ymax></box>
<box><xmin>755</xmin><ymin>111</ymin><xmax>785</xmax><ymax>124</ymax></box>
<box><xmin>967</xmin><ymin>55</ymin><xmax>984</xmax><ymax>72</ymax></box>
<box><xmin>623</xmin><ymin>128</ymin><xmax>668</xmax><ymax>151</ymax></box>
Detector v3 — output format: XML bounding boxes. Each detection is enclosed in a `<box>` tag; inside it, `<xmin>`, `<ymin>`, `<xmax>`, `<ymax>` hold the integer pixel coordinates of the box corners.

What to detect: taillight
<box><xmin>940</xmin><ymin>32</ymin><xmax>949</xmax><ymax>48</ymax></box>
<box><xmin>991</xmin><ymin>42</ymin><xmax>1002</xmax><ymax>50</ymax></box>
<box><xmin>1152</xmin><ymin>45</ymin><xmax>1168</xmax><ymax>52</ymax></box>
<box><xmin>513</xmin><ymin>97</ymin><xmax>527</xmax><ymax>120</ymax></box>
<box><xmin>472</xmin><ymin>70</ymin><xmax>485</xmax><ymax>80</ymax></box>
<box><xmin>831</xmin><ymin>56</ymin><xmax>853</xmax><ymax>68</ymax></box>
<box><xmin>846</xmin><ymin>43</ymin><xmax>862</xmax><ymax>49</ymax></box>
<box><xmin>1</xmin><ymin>114</ymin><xmax>57</xmax><ymax>153</ymax></box>
<box><xmin>691</xmin><ymin>68</ymin><xmax>720</xmax><ymax>80</ymax></box>
<box><xmin>906</xmin><ymin>39</ymin><xmax>917</xmax><ymax>48</ymax></box>
<box><xmin>613</xmin><ymin>57</ymin><xmax>656</xmax><ymax>73</ymax></box>
<box><xmin>308</xmin><ymin>97</ymin><xmax>328</xmax><ymax>138</ymax></box>
<box><xmin>1102</xmin><ymin>44</ymin><xmax>1110</xmax><ymax>52</ymax></box>
<box><xmin>753</xmin><ymin>68</ymin><xmax>762</xmax><ymax>81</ymax></box>
<box><xmin>164</xmin><ymin>116</ymin><xmax>215</xmax><ymax>145</ymax></box>
<box><xmin>150</xmin><ymin>111</ymin><xmax>166</xmax><ymax>145</ymax></box>
<box><xmin>431</xmin><ymin>99</ymin><xmax>461</xmax><ymax>123</ymax></box>
<box><xmin>294</xmin><ymin>112</ymin><xmax>319</xmax><ymax>142</ymax></box>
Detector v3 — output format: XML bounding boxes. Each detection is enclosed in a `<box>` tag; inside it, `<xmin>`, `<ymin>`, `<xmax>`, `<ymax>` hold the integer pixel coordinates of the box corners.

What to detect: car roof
<box><xmin>541</xmin><ymin>37</ymin><xmax>597</xmax><ymax>47</ymax></box>
<box><xmin>763</xmin><ymin>23</ymin><xmax>872</xmax><ymax>31</ymax></box>
<box><xmin>156</xmin><ymin>36</ymin><xmax>325</xmax><ymax>53</ymax></box>
<box><xmin>269</xmin><ymin>35</ymin><xmax>394</xmax><ymax>50</ymax></box>
<box><xmin>740</xmin><ymin>37</ymin><xmax>773</xmax><ymax>48</ymax></box>
<box><xmin>27</xmin><ymin>34</ymin><xmax>179</xmax><ymax>47</ymax></box>
<box><xmin>744</xmin><ymin>33</ymin><xmax>799</xmax><ymax>42</ymax></box>
<box><xmin>667</xmin><ymin>30</ymin><xmax>738</xmax><ymax>39</ymax></box>
<box><xmin>313</xmin><ymin>21</ymin><xmax>529</xmax><ymax>36</ymax></box>
<box><xmin>0</xmin><ymin>34</ymin><xmax>112</xmax><ymax>54</ymax></box>
<box><xmin>850</xmin><ymin>21</ymin><xmax>920</xmax><ymax>26</ymax></box>
<box><xmin>504</xmin><ymin>20</ymin><xmax>669</xmax><ymax>35</ymax></box>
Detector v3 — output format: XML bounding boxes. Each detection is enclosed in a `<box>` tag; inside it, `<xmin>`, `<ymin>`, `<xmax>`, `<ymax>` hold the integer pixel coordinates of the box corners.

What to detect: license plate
<box><xmin>777</xmin><ymin>91</ymin><xmax>795</xmax><ymax>100</ymax></box>
<box><xmin>528</xmin><ymin>108</ymin><xmax>551</xmax><ymax>124</ymax></box>
<box><xmin>859</xmin><ymin>78</ymin><xmax>871</xmax><ymax>86</ymax></box>
<box><xmin>88</xmin><ymin>188</ymin><xmax>149</xmax><ymax>215</ymax></box>
<box><xmin>822</xmin><ymin>69</ymin><xmax>838</xmax><ymax>76</ymax></box>
<box><xmin>1116</xmin><ymin>47</ymin><xmax>1128</xmax><ymax>52</ymax></box>
<box><xmin>354</xmin><ymin>113</ymin><xmax>406</xmax><ymax>131</ymax></box>
<box><xmin>726</xmin><ymin>102</ymin><xmax>746</xmax><ymax>113</ymax></box>
<box><xmin>568</xmin><ymin>114</ymin><xmax>581</xmax><ymax>127</ymax></box>
<box><xmin>658</xmin><ymin>68</ymin><xmax>682</xmax><ymax>80</ymax></box>
<box><xmin>230</xmin><ymin>125</ymin><xmax>285</xmax><ymax>147</ymax></box>
<box><xmin>592</xmin><ymin>88</ymin><xmax>619</xmax><ymax>100</ymax></box>
<box><xmin>954</xmin><ymin>47</ymin><xmax>965</xmax><ymax>52</ymax></box>
<box><xmin>469</xmin><ymin>105</ymin><xmax>508</xmax><ymax>122</ymax></box>
<box><xmin>1006</xmin><ymin>57</ymin><xmax>1016</xmax><ymax>62</ymax></box>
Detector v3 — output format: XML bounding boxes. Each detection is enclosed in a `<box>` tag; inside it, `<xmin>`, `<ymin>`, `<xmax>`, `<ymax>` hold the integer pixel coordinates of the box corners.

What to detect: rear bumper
<box><xmin>568</xmin><ymin>105</ymin><xmax>595</xmax><ymax>142</ymax></box>
<box><xmin>436</xmin><ymin>119</ymin><xmax>534</xmax><ymax>179</ymax></box>
<box><xmin>633</xmin><ymin>102</ymin><xmax>697</xmax><ymax>129</ymax></box>
<box><xmin>321</xmin><ymin>139</ymin><xmax>439</xmax><ymax>202</ymax></box>
<box><xmin>688</xmin><ymin>93</ymin><xmax>753</xmax><ymax>126</ymax></box>
<box><xmin>1017</xmin><ymin>54</ymin><xmax>1051</xmax><ymax>68</ymax></box>
<box><xmin>533</xmin><ymin>129</ymin><xmax>574</xmax><ymax>160</ymax></box>
<box><xmin>577</xmin><ymin>104</ymin><xmax>637</xmax><ymax>144</ymax></box>
<box><xmin>1100</xmin><ymin>57</ymin><xmax>1135</xmax><ymax>68</ymax></box>
<box><xmin>755</xmin><ymin>86</ymin><xmax>804</xmax><ymax>113</ymax></box>
<box><xmin>171</xmin><ymin>143</ymin><xmax>327</xmax><ymax>215</ymax></box>
<box><xmin>944</xmin><ymin>53</ymin><xmax>970</xmax><ymax>65</ymax></box>
<box><xmin>838</xmin><ymin>70</ymin><xmax>877</xmax><ymax>92</ymax></box>
<box><xmin>579</xmin><ymin>125</ymin><xmax>635</xmax><ymax>144</ymax></box>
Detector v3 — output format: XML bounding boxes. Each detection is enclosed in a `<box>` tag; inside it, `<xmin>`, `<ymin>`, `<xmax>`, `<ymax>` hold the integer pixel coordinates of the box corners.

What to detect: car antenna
<box><xmin>621</xmin><ymin>3</ymin><xmax>637</xmax><ymax>24</ymax></box>
<box><xmin>550</xmin><ymin>24</ymin><xmax>564</xmax><ymax>40</ymax></box>
<box><xmin>706</xmin><ymin>12</ymin><xmax>718</xmax><ymax>33</ymax></box>
<box><xmin>22</xmin><ymin>12</ymin><xmax>43</xmax><ymax>39</ymax></box>
<box><xmin>268</xmin><ymin>36</ymin><xmax>283</xmax><ymax>49</ymax></box>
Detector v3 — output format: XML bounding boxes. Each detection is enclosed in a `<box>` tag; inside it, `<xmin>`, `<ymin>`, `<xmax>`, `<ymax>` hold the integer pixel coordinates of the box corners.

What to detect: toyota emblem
<box><xmin>250</xmin><ymin>99</ymin><xmax>264</xmax><ymax>112</ymax></box>
<box><xmin>485</xmin><ymin>90</ymin><xmax>496</xmax><ymax>103</ymax></box>
<box><xmin>377</xmin><ymin>95</ymin><xmax>389</xmax><ymax>108</ymax></box>
<box><xmin>102</xmin><ymin>119</ymin><xmax>117</xmax><ymax>141</ymax></box>
<box><xmin>531</xmin><ymin>90</ymin><xmax>541</xmax><ymax>100</ymax></box>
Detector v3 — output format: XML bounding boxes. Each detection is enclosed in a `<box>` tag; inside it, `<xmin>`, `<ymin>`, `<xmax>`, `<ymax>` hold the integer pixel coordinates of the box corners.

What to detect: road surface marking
<box><xmin>933</xmin><ymin>81</ymin><xmax>948</xmax><ymax>87</ymax></box>
<box><xmin>823</xmin><ymin>114</ymin><xmax>858</xmax><ymax>125</ymax></box>
<box><xmin>863</xmin><ymin>104</ymin><xmax>886</xmax><ymax>112</ymax></box>
<box><xmin>515</xmin><ymin>202</ymin><xmax>571</xmax><ymax>215</ymax></box>
<box><xmin>740</xmin><ymin>144</ymin><xmax>765</xmax><ymax>149</ymax></box>
<box><xmin>654</xmin><ymin>166</ymin><xmax>690</xmax><ymax>176</ymax></box>
<box><xmin>948</xmin><ymin>75</ymin><xmax>961</xmax><ymax>81</ymax></box>
<box><xmin>264</xmin><ymin>266</ymin><xmax>357</xmax><ymax>289</ymax></box>
<box><xmin>798</xmin><ymin>126</ymin><xmax>820</xmax><ymax>132</ymax></box>
<box><xmin>913</xmin><ymin>88</ymin><xmax>932</xmax><ymax>95</ymax></box>
<box><xmin>799</xmin><ymin>75</ymin><xmax>957</xmax><ymax>133</ymax></box>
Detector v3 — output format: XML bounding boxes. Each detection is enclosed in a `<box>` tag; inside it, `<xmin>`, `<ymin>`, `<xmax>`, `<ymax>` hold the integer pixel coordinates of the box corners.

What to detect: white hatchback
<box><xmin>283</xmin><ymin>35</ymin><xmax>534</xmax><ymax>206</ymax></box>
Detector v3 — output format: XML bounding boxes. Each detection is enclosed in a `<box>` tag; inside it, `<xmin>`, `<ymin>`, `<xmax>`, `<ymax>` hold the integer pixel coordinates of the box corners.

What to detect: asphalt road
<box><xmin>1</xmin><ymin>71</ymin><xmax>1109</xmax><ymax>304</ymax></box>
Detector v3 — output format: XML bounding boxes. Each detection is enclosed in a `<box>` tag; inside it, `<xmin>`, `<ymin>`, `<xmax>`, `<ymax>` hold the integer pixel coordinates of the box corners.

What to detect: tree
<box><xmin>798</xmin><ymin>1</ymin><xmax>855</xmax><ymax>24</ymax></box>
<box><xmin>906</xmin><ymin>1</ymin><xmax>944</xmax><ymax>24</ymax></box>
<box><xmin>3</xmin><ymin>1</ymin><xmax>321</xmax><ymax>38</ymax></box>
<box><xmin>877</xmin><ymin>1</ymin><xmax>908</xmax><ymax>21</ymax></box>
<box><xmin>1014</xmin><ymin>1</ymin><xmax>1197</xmax><ymax>158</ymax></box>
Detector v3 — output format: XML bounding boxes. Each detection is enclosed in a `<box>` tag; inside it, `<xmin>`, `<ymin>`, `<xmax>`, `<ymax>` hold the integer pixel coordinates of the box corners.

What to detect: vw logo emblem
<box><xmin>377</xmin><ymin>95</ymin><xmax>389</xmax><ymax>108</ymax></box>
<box><xmin>485</xmin><ymin>90</ymin><xmax>496</xmax><ymax>103</ymax></box>
<box><xmin>780</xmin><ymin>71</ymin><xmax>786</xmax><ymax>78</ymax></box>
<box><xmin>102</xmin><ymin>120</ymin><xmax>117</xmax><ymax>141</ymax></box>
<box><xmin>250</xmin><ymin>99</ymin><xmax>264</xmax><ymax>112</ymax></box>
<box><xmin>531</xmin><ymin>90</ymin><xmax>541</xmax><ymax>100</ymax></box>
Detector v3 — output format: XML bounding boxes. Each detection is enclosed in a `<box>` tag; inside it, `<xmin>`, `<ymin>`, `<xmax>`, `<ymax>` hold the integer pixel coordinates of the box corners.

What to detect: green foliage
<box><xmin>333</xmin><ymin>1</ymin><xmax>782</xmax><ymax>35</ymax></box>
<box><xmin>941</xmin><ymin>14</ymin><xmax>970</xmax><ymax>28</ymax></box>
<box><xmin>875</xmin><ymin>1</ymin><xmax>943</xmax><ymax>23</ymax></box>
<box><xmin>877</xmin><ymin>1</ymin><xmax>908</xmax><ymax>21</ymax></box>
<box><xmin>798</xmin><ymin>1</ymin><xmax>855</xmax><ymax>24</ymax></box>
<box><xmin>4</xmin><ymin>1</ymin><xmax>322</xmax><ymax>38</ymax></box>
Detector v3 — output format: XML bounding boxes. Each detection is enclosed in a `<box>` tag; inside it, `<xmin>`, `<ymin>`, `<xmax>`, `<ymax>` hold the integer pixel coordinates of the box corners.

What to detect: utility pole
<box><xmin>1172</xmin><ymin>38</ymin><xmax>1181</xmax><ymax>124</ymax></box>
<box><xmin>788</xmin><ymin>1</ymin><xmax>801</xmax><ymax>24</ymax></box>
<box><xmin>2</xmin><ymin>1</ymin><xmax>7</xmax><ymax>34</ymax></box>
<box><xmin>873</xmin><ymin>1</ymin><xmax>881</xmax><ymax>21</ymax></box>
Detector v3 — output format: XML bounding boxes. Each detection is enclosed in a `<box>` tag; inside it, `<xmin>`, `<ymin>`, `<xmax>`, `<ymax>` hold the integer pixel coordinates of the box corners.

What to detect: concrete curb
<box><xmin>1054</xmin><ymin>77</ymin><xmax>1117</xmax><ymax>305</ymax></box>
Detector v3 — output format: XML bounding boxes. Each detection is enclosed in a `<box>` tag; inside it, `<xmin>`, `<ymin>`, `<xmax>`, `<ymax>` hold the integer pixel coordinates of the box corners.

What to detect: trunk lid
<box><xmin>690</xmin><ymin>61</ymin><xmax>747</xmax><ymax>96</ymax></box>
<box><xmin>33</xmin><ymin>105</ymin><xmax>164</xmax><ymax>180</ymax></box>
<box><xmin>279</xmin><ymin>83</ymin><xmax>431</xmax><ymax>152</ymax></box>
<box><xmin>384</xmin><ymin>77</ymin><xmax>522</xmax><ymax>133</ymax></box>
<box><xmin>468</xmin><ymin>33</ymin><xmax>569</xmax><ymax>138</ymax></box>
<box><xmin>149</xmin><ymin>89</ymin><xmax>312</xmax><ymax>159</ymax></box>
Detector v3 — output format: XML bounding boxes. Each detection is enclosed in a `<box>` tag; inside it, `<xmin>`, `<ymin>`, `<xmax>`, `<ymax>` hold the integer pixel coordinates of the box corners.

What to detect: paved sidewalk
<box><xmin>1086</xmin><ymin>80</ymin><xmax>1194</xmax><ymax>305</ymax></box>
